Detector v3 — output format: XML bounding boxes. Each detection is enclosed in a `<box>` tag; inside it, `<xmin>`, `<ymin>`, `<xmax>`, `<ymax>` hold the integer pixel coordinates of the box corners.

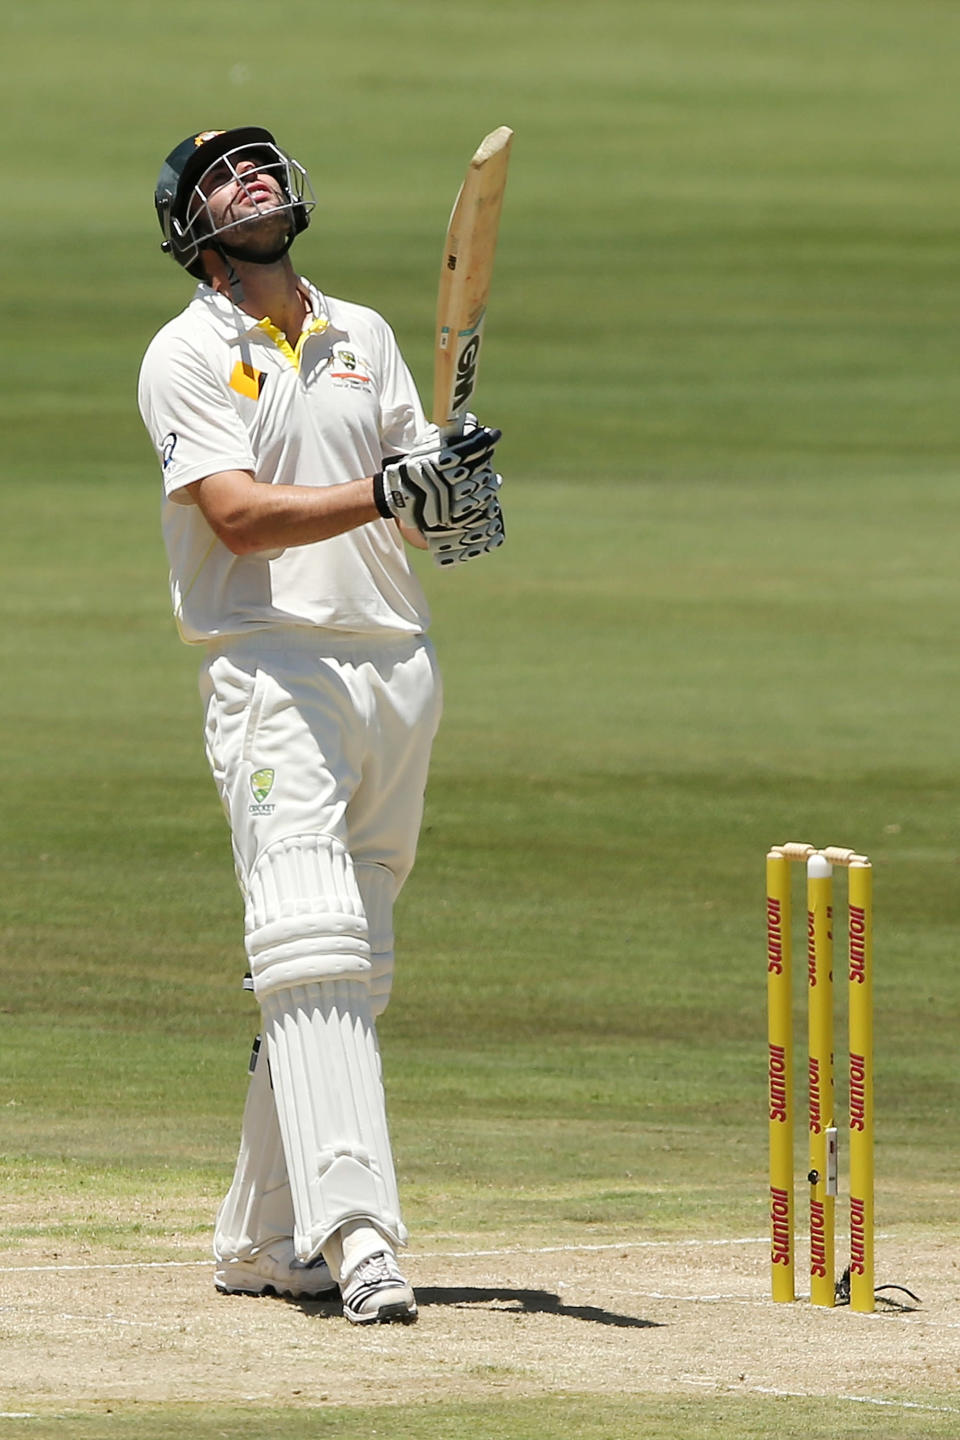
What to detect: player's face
<box><xmin>191</xmin><ymin>149</ymin><xmax>289</xmax><ymax>251</ymax></box>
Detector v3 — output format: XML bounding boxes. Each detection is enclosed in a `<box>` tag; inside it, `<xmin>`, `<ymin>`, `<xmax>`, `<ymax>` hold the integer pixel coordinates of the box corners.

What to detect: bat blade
<box><xmin>432</xmin><ymin>125</ymin><xmax>513</xmax><ymax>435</ymax></box>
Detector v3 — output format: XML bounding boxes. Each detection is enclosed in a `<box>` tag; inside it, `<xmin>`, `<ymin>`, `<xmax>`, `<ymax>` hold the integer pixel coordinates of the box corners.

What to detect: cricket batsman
<box><xmin>137</xmin><ymin>125</ymin><xmax>504</xmax><ymax>1324</ymax></box>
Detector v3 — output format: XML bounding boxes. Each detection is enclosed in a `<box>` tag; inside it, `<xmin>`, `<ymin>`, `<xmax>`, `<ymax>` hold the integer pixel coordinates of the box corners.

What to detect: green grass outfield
<box><xmin>3</xmin><ymin>1</ymin><xmax>960</xmax><ymax>1434</ymax></box>
<box><xmin>4</xmin><ymin>1396</ymin><xmax>960</xmax><ymax>1440</ymax></box>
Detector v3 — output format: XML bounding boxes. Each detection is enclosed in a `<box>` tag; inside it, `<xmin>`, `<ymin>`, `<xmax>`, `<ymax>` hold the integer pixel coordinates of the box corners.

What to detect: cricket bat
<box><xmin>432</xmin><ymin>125</ymin><xmax>513</xmax><ymax>437</ymax></box>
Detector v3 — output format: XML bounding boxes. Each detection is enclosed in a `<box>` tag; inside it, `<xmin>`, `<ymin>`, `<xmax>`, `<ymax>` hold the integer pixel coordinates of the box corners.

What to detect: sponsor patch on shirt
<box><xmin>161</xmin><ymin>432</ymin><xmax>178</xmax><ymax>469</ymax></box>
<box><xmin>230</xmin><ymin>361</ymin><xmax>268</xmax><ymax>400</ymax></box>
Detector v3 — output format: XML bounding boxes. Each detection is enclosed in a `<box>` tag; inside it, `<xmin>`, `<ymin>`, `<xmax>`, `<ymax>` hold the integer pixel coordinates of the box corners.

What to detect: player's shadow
<box><xmin>293</xmin><ymin>1286</ymin><xmax>659</xmax><ymax>1328</ymax></box>
<box><xmin>413</xmin><ymin>1286</ymin><xmax>661</xmax><ymax>1328</ymax></box>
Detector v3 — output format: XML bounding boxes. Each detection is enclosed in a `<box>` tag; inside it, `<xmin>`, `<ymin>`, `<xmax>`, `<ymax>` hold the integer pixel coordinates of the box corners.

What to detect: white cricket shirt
<box><xmin>137</xmin><ymin>280</ymin><xmax>432</xmax><ymax>643</ymax></box>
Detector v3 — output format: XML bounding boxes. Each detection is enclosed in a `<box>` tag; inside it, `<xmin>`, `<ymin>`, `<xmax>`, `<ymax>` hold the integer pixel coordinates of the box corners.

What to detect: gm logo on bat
<box><xmin>452</xmin><ymin>330</ymin><xmax>483</xmax><ymax>412</ymax></box>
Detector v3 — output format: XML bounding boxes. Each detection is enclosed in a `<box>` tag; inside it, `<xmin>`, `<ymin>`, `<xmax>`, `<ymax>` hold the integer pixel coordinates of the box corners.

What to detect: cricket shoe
<box><xmin>341</xmin><ymin>1251</ymin><xmax>418</xmax><ymax>1325</ymax></box>
<box><xmin>215</xmin><ymin>1241</ymin><xmax>338</xmax><ymax>1299</ymax></box>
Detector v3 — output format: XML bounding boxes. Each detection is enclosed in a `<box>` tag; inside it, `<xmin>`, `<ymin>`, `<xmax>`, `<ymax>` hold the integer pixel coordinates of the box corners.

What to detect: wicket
<box><xmin>766</xmin><ymin>842</ymin><xmax>874</xmax><ymax>1311</ymax></box>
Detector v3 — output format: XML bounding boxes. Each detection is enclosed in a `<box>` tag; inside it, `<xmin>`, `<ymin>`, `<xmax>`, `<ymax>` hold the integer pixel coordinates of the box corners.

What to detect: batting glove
<box><xmin>373</xmin><ymin>416</ymin><xmax>502</xmax><ymax>533</ymax></box>
<box><xmin>426</xmin><ymin>489</ymin><xmax>505</xmax><ymax>567</ymax></box>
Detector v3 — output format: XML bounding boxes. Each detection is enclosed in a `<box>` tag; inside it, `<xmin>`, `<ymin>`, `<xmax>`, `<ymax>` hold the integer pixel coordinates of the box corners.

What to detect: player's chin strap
<box><xmin>212</xmin><ymin>229</ymin><xmax>297</xmax><ymax>306</ymax></box>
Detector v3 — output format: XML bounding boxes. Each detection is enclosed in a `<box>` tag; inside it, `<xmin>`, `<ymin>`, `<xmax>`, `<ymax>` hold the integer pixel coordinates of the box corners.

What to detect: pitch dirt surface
<box><xmin>2</xmin><ymin>1233</ymin><xmax>956</xmax><ymax>1418</ymax></box>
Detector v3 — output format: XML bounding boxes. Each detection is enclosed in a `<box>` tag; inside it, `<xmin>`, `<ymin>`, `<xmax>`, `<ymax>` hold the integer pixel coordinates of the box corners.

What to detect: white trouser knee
<box><xmin>244</xmin><ymin>833</ymin><xmax>404</xmax><ymax>1261</ymax></box>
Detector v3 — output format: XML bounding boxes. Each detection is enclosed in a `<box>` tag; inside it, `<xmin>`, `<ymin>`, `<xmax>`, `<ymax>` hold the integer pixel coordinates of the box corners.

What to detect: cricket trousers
<box><xmin>198</xmin><ymin>627</ymin><xmax>442</xmax><ymax>1264</ymax></box>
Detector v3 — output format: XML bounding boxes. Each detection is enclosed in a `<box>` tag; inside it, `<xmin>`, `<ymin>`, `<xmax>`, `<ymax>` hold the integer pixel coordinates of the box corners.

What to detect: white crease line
<box><xmin>750</xmin><ymin>1386</ymin><xmax>960</xmax><ymax>1415</ymax></box>
<box><xmin>408</xmin><ymin>1234</ymin><xmax>893</xmax><ymax>1260</ymax></box>
<box><xmin>53</xmin><ymin>1312</ymin><xmax>170</xmax><ymax>1330</ymax></box>
<box><xmin>409</xmin><ymin>1237</ymin><xmax>771</xmax><ymax>1259</ymax></box>
<box><xmin>664</xmin><ymin>1295</ymin><xmax>926</xmax><ymax>1316</ymax></box>
<box><xmin>623</xmin><ymin>1290</ymin><xmax>927</xmax><ymax>1313</ymax></box>
<box><xmin>635</xmin><ymin>1291</ymin><xmax>763</xmax><ymax>1303</ymax></box>
<box><xmin>0</xmin><ymin>1260</ymin><xmax>209</xmax><ymax>1275</ymax></box>
<box><xmin>0</xmin><ymin>1232</ymin><xmax>900</xmax><ymax>1274</ymax></box>
<box><xmin>0</xmin><ymin>1303</ymin><xmax>176</xmax><ymax>1330</ymax></box>
<box><xmin>0</xmin><ymin>1242</ymin><xmax>762</xmax><ymax>1276</ymax></box>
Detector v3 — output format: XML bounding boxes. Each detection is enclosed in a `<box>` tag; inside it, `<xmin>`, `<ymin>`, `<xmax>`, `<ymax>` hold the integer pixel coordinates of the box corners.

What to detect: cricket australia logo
<box><xmin>331</xmin><ymin>346</ymin><xmax>372</xmax><ymax>390</ymax></box>
<box><xmin>249</xmin><ymin>767</ymin><xmax>276</xmax><ymax>816</ymax></box>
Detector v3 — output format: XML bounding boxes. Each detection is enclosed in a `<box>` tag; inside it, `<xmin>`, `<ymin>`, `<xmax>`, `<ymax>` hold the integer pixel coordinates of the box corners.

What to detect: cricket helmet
<box><xmin>155</xmin><ymin>126</ymin><xmax>315</xmax><ymax>278</ymax></box>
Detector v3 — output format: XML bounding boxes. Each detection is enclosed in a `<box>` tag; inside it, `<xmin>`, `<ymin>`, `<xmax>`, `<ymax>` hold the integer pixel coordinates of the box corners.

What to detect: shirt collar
<box><xmin>190</xmin><ymin>278</ymin><xmax>341</xmax><ymax>344</ymax></box>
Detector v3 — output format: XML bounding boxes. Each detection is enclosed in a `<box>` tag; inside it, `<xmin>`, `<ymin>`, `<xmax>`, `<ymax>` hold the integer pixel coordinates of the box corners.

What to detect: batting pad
<box><xmin>245</xmin><ymin>833</ymin><xmax>372</xmax><ymax>999</ymax></box>
<box><xmin>355</xmin><ymin>860</ymin><xmax>396</xmax><ymax>1019</ymax></box>
<box><xmin>213</xmin><ymin>1038</ymin><xmax>294</xmax><ymax>1263</ymax></box>
<box><xmin>244</xmin><ymin>833</ymin><xmax>404</xmax><ymax>1258</ymax></box>
<box><xmin>260</xmin><ymin>977</ymin><xmax>404</xmax><ymax>1258</ymax></box>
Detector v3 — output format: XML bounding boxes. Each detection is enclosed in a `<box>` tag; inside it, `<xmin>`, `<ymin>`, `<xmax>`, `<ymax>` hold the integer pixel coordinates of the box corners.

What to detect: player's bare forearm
<box><xmin>187</xmin><ymin>468</ymin><xmax>387</xmax><ymax>555</ymax></box>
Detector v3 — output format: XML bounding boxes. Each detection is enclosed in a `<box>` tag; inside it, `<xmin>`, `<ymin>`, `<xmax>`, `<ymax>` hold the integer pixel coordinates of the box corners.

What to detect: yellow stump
<box><xmin>807</xmin><ymin>854</ymin><xmax>835</xmax><ymax>1306</ymax></box>
<box><xmin>848</xmin><ymin>861</ymin><xmax>874</xmax><ymax>1312</ymax></box>
<box><xmin>766</xmin><ymin>850</ymin><xmax>794</xmax><ymax>1301</ymax></box>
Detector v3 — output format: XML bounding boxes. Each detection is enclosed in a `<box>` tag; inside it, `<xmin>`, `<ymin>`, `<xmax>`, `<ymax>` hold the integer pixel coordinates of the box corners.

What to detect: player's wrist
<box><xmin>372</xmin><ymin>471</ymin><xmax>398</xmax><ymax>520</ymax></box>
